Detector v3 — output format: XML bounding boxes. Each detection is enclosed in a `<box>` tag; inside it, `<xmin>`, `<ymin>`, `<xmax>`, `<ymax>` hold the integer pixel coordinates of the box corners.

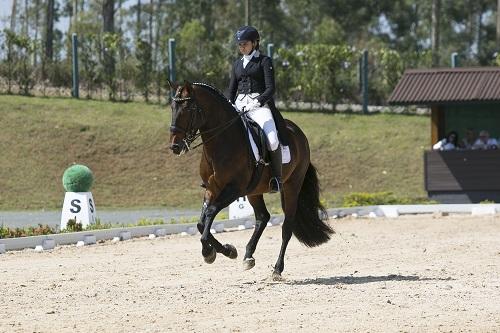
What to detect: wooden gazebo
<box><xmin>389</xmin><ymin>67</ymin><xmax>500</xmax><ymax>203</ymax></box>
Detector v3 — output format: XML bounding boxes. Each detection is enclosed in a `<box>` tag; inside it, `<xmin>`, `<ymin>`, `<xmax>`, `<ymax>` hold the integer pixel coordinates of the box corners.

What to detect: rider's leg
<box><xmin>247</xmin><ymin>104</ymin><xmax>282</xmax><ymax>193</ymax></box>
<box><xmin>268</xmin><ymin>144</ymin><xmax>282</xmax><ymax>193</ymax></box>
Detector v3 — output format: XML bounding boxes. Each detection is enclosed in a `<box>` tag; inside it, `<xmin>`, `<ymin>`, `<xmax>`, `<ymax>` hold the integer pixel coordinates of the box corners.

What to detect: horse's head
<box><xmin>168</xmin><ymin>81</ymin><xmax>205</xmax><ymax>155</ymax></box>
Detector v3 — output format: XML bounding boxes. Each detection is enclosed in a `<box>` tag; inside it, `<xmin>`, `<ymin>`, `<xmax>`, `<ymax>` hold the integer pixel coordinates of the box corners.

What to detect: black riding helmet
<box><xmin>235</xmin><ymin>26</ymin><xmax>260</xmax><ymax>43</ymax></box>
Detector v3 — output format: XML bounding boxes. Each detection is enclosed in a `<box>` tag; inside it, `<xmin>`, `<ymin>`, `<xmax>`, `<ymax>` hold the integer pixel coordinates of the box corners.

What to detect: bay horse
<box><xmin>168</xmin><ymin>81</ymin><xmax>333</xmax><ymax>279</ymax></box>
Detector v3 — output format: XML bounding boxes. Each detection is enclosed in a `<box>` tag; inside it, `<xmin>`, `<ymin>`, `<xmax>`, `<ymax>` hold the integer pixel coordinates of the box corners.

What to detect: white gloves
<box><xmin>246</xmin><ymin>99</ymin><xmax>261</xmax><ymax>111</ymax></box>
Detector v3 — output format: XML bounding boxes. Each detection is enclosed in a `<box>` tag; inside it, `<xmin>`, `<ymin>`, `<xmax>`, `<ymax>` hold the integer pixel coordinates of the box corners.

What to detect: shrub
<box><xmin>342</xmin><ymin>191</ymin><xmax>435</xmax><ymax>207</ymax></box>
<box><xmin>0</xmin><ymin>224</ymin><xmax>56</xmax><ymax>239</ymax></box>
<box><xmin>66</xmin><ymin>218</ymin><xmax>83</xmax><ymax>232</ymax></box>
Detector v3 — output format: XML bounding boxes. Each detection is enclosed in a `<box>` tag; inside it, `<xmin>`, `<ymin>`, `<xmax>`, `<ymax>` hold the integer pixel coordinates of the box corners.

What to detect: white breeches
<box><xmin>235</xmin><ymin>93</ymin><xmax>280</xmax><ymax>151</ymax></box>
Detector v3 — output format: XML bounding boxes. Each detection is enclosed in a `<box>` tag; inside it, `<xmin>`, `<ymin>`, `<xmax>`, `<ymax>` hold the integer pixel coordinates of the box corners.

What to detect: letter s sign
<box><xmin>70</xmin><ymin>199</ymin><xmax>82</xmax><ymax>213</ymax></box>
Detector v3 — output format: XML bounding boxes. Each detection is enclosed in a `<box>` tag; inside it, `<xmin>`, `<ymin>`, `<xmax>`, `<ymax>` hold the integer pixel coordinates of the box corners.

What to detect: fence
<box><xmin>0</xmin><ymin>29</ymin><xmax>440</xmax><ymax>106</ymax></box>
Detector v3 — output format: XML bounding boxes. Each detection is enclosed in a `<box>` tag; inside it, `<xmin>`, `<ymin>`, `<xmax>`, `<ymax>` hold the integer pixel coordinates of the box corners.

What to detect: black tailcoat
<box><xmin>226</xmin><ymin>54</ymin><xmax>289</xmax><ymax>146</ymax></box>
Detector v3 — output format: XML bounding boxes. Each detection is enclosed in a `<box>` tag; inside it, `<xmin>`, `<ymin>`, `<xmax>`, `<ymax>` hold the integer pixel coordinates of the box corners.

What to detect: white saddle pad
<box><xmin>247</xmin><ymin>129</ymin><xmax>291</xmax><ymax>164</ymax></box>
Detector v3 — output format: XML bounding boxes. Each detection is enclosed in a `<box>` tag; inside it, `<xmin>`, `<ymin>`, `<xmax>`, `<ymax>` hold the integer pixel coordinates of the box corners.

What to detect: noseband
<box><xmin>170</xmin><ymin>95</ymin><xmax>204</xmax><ymax>150</ymax></box>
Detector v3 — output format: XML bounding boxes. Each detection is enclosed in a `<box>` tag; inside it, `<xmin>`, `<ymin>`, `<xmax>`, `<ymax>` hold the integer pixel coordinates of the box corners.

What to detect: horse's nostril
<box><xmin>170</xmin><ymin>143</ymin><xmax>181</xmax><ymax>154</ymax></box>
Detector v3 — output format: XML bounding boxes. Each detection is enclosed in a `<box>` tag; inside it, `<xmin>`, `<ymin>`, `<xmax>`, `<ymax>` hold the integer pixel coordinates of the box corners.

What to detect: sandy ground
<box><xmin>0</xmin><ymin>214</ymin><xmax>499</xmax><ymax>333</ymax></box>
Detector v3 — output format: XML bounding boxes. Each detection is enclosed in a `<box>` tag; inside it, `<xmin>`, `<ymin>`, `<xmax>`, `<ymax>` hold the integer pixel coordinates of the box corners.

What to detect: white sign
<box><xmin>229</xmin><ymin>196</ymin><xmax>254</xmax><ymax>219</ymax></box>
<box><xmin>60</xmin><ymin>192</ymin><xmax>97</xmax><ymax>230</ymax></box>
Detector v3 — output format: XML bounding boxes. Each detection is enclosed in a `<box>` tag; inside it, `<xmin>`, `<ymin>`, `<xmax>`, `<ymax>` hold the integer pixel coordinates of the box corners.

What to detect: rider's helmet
<box><xmin>234</xmin><ymin>26</ymin><xmax>260</xmax><ymax>44</ymax></box>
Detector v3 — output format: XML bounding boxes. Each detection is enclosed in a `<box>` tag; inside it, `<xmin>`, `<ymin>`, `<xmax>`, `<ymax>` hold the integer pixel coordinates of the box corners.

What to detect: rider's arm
<box><xmin>256</xmin><ymin>56</ymin><xmax>275</xmax><ymax>106</ymax></box>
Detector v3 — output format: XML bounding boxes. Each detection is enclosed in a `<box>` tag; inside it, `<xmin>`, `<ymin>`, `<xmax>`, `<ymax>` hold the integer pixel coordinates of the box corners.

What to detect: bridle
<box><xmin>170</xmin><ymin>91</ymin><xmax>249</xmax><ymax>151</ymax></box>
<box><xmin>170</xmin><ymin>94</ymin><xmax>205</xmax><ymax>150</ymax></box>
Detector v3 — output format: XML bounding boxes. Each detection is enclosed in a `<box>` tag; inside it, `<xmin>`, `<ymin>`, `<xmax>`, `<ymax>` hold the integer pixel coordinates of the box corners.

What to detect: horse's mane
<box><xmin>192</xmin><ymin>82</ymin><xmax>234</xmax><ymax>110</ymax></box>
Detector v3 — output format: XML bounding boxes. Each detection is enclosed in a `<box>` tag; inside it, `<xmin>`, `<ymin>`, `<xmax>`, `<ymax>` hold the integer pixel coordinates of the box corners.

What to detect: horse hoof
<box><xmin>243</xmin><ymin>257</ymin><xmax>255</xmax><ymax>270</ymax></box>
<box><xmin>224</xmin><ymin>244</ymin><xmax>238</xmax><ymax>259</ymax></box>
<box><xmin>271</xmin><ymin>271</ymin><xmax>284</xmax><ymax>281</ymax></box>
<box><xmin>203</xmin><ymin>247</ymin><xmax>216</xmax><ymax>264</ymax></box>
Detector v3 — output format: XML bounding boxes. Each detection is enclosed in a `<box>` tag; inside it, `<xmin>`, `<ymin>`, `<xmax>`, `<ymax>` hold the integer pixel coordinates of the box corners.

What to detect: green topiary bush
<box><xmin>62</xmin><ymin>164</ymin><xmax>94</xmax><ymax>192</ymax></box>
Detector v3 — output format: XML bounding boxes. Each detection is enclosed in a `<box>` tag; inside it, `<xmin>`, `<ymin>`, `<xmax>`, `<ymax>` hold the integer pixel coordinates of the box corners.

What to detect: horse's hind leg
<box><xmin>243</xmin><ymin>194</ymin><xmax>271</xmax><ymax>270</ymax></box>
<box><xmin>272</xmin><ymin>183</ymin><xmax>300</xmax><ymax>280</ymax></box>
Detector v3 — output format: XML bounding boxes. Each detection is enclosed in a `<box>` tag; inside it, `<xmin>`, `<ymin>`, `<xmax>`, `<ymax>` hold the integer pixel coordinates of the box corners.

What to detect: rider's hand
<box><xmin>247</xmin><ymin>99</ymin><xmax>261</xmax><ymax>111</ymax></box>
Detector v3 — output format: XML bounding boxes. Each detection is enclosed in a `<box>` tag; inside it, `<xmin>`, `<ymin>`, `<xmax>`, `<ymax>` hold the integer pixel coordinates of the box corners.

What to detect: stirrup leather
<box><xmin>269</xmin><ymin>177</ymin><xmax>282</xmax><ymax>193</ymax></box>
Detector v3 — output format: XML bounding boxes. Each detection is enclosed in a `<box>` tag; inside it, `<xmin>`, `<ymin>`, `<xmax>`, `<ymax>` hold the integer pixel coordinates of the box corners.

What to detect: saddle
<box><xmin>241</xmin><ymin>114</ymin><xmax>270</xmax><ymax>166</ymax></box>
<box><xmin>240</xmin><ymin>114</ymin><xmax>270</xmax><ymax>193</ymax></box>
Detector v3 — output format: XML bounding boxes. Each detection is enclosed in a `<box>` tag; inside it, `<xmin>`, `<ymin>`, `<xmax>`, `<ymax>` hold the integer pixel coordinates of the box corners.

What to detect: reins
<box><xmin>172</xmin><ymin>94</ymin><xmax>249</xmax><ymax>151</ymax></box>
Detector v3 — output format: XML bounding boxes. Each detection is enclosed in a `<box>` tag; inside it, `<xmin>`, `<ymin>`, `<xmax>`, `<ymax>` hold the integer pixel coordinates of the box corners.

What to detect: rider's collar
<box><xmin>242</xmin><ymin>50</ymin><xmax>260</xmax><ymax>61</ymax></box>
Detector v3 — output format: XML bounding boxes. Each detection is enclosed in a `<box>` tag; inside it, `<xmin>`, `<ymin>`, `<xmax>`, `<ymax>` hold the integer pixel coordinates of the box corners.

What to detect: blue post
<box><xmin>451</xmin><ymin>52</ymin><xmax>459</xmax><ymax>68</ymax></box>
<box><xmin>358</xmin><ymin>56</ymin><xmax>362</xmax><ymax>92</ymax></box>
<box><xmin>361</xmin><ymin>49</ymin><xmax>368</xmax><ymax>114</ymax></box>
<box><xmin>168</xmin><ymin>38</ymin><xmax>176</xmax><ymax>84</ymax></box>
<box><xmin>71</xmin><ymin>33</ymin><xmax>79</xmax><ymax>98</ymax></box>
<box><xmin>267</xmin><ymin>43</ymin><xmax>274</xmax><ymax>58</ymax></box>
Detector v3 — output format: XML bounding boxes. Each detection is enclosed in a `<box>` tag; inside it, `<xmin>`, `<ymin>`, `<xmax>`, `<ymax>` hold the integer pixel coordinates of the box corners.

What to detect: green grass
<box><xmin>0</xmin><ymin>95</ymin><xmax>429</xmax><ymax>211</ymax></box>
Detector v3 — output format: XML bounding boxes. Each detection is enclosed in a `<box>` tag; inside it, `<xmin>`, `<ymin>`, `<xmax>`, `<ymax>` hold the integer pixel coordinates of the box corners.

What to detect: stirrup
<box><xmin>269</xmin><ymin>177</ymin><xmax>282</xmax><ymax>193</ymax></box>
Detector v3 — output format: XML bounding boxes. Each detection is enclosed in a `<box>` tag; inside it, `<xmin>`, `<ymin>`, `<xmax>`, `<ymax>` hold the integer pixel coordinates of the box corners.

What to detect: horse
<box><xmin>168</xmin><ymin>81</ymin><xmax>333</xmax><ymax>280</ymax></box>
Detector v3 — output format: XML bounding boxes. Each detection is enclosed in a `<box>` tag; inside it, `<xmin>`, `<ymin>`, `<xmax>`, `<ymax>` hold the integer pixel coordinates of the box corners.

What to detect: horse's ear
<box><xmin>167</xmin><ymin>79</ymin><xmax>177</xmax><ymax>91</ymax></box>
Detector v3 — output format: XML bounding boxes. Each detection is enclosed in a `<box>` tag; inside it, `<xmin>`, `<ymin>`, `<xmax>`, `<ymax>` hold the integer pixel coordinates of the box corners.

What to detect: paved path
<box><xmin>0</xmin><ymin>208</ymin><xmax>202</xmax><ymax>229</ymax></box>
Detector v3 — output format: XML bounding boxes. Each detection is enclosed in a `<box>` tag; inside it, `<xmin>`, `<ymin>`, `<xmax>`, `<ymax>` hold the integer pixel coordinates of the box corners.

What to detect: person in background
<box><xmin>433</xmin><ymin>131</ymin><xmax>459</xmax><ymax>151</ymax></box>
<box><xmin>460</xmin><ymin>128</ymin><xmax>476</xmax><ymax>150</ymax></box>
<box><xmin>472</xmin><ymin>130</ymin><xmax>498</xmax><ymax>150</ymax></box>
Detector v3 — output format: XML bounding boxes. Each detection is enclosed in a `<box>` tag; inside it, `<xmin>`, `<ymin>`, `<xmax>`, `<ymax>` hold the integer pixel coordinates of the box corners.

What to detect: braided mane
<box><xmin>192</xmin><ymin>82</ymin><xmax>233</xmax><ymax>109</ymax></box>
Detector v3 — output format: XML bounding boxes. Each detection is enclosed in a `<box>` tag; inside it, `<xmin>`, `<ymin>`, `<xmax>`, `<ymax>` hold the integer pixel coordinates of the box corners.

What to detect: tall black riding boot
<box><xmin>269</xmin><ymin>147</ymin><xmax>283</xmax><ymax>193</ymax></box>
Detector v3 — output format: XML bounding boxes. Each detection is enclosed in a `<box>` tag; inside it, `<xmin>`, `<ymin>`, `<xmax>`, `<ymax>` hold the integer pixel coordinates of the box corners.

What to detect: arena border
<box><xmin>1</xmin><ymin>204</ymin><xmax>499</xmax><ymax>253</ymax></box>
<box><xmin>0</xmin><ymin>215</ymin><xmax>283</xmax><ymax>252</ymax></box>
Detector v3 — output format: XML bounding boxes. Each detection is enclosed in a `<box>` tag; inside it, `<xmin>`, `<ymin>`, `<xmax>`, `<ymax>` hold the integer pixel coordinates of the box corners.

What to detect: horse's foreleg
<box><xmin>243</xmin><ymin>195</ymin><xmax>270</xmax><ymax>270</ymax></box>
<box><xmin>196</xmin><ymin>201</ymin><xmax>219</xmax><ymax>263</ymax></box>
<box><xmin>199</xmin><ymin>191</ymin><xmax>239</xmax><ymax>263</ymax></box>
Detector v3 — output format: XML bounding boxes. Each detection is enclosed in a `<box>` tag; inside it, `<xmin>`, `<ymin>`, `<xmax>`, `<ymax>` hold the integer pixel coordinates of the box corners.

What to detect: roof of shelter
<box><xmin>388</xmin><ymin>67</ymin><xmax>500</xmax><ymax>105</ymax></box>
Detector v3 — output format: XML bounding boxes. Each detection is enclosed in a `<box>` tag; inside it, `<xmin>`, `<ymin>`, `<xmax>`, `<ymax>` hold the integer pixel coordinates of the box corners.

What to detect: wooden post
<box><xmin>431</xmin><ymin>105</ymin><xmax>443</xmax><ymax>146</ymax></box>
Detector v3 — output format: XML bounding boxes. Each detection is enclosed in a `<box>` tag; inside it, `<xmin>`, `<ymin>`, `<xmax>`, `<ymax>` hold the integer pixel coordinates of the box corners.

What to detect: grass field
<box><xmin>0</xmin><ymin>95</ymin><xmax>429</xmax><ymax>211</ymax></box>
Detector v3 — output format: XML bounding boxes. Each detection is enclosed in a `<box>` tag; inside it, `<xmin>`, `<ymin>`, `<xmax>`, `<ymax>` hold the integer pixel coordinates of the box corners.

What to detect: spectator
<box><xmin>472</xmin><ymin>130</ymin><xmax>498</xmax><ymax>150</ymax></box>
<box><xmin>433</xmin><ymin>131</ymin><xmax>458</xmax><ymax>151</ymax></box>
<box><xmin>460</xmin><ymin>128</ymin><xmax>476</xmax><ymax>150</ymax></box>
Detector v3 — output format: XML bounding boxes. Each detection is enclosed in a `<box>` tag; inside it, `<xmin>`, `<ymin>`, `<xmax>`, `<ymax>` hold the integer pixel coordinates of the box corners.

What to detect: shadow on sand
<box><xmin>285</xmin><ymin>274</ymin><xmax>453</xmax><ymax>286</ymax></box>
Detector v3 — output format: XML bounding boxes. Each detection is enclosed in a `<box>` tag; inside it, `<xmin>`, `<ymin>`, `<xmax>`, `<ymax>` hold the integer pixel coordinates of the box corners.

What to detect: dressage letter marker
<box><xmin>60</xmin><ymin>192</ymin><xmax>97</xmax><ymax>229</ymax></box>
<box><xmin>60</xmin><ymin>164</ymin><xmax>97</xmax><ymax>230</ymax></box>
<box><xmin>229</xmin><ymin>196</ymin><xmax>254</xmax><ymax>219</ymax></box>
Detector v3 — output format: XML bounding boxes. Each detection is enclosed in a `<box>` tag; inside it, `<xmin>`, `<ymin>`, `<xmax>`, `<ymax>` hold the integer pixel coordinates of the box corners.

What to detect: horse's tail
<box><xmin>292</xmin><ymin>163</ymin><xmax>334</xmax><ymax>247</ymax></box>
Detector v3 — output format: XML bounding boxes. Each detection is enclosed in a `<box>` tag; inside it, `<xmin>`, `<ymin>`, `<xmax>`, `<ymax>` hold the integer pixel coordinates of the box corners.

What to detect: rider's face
<box><xmin>238</xmin><ymin>40</ymin><xmax>254</xmax><ymax>55</ymax></box>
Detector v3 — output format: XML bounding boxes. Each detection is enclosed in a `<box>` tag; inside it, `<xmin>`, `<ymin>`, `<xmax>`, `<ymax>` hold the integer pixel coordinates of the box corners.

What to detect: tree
<box><xmin>11</xmin><ymin>0</ymin><xmax>18</xmax><ymax>32</ymax></box>
<box><xmin>136</xmin><ymin>0</ymin><xmax>142</xmax><ymax>40</ymax></box>
<box><xmin>103</xmin><ymin>0</ymin><xmax>115</xmax><ymax>33</ymax></box>
<box><xmin>431</xmin><ymin>0</ymin><xmax>441</xmax><ymax>66</ymax></box>
<box><xmin>33</xmin><ymin>0</ymin><xmax>40</xmax><ymax>65</ymax></box>
<box><xmin>45</xmin><ymin>0</ymin><xmax>55</xmax><ymax>61</ymax></box>
<box><xmin>102</xmin><ymin>0</ymin><xmax>117</xmax><ymax>100</ymax></box>
<box><xmin>497</xmin><ymin>0</ymin><xmax>500</xmax><ymax>48</ymax></box>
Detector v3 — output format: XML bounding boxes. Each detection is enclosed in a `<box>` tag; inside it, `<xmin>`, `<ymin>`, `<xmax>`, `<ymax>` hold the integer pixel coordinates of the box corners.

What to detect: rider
<box><xmin>226</xmin><ymin>25</ymin><xmax>286</xmax><ymax>193</ymax></box>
